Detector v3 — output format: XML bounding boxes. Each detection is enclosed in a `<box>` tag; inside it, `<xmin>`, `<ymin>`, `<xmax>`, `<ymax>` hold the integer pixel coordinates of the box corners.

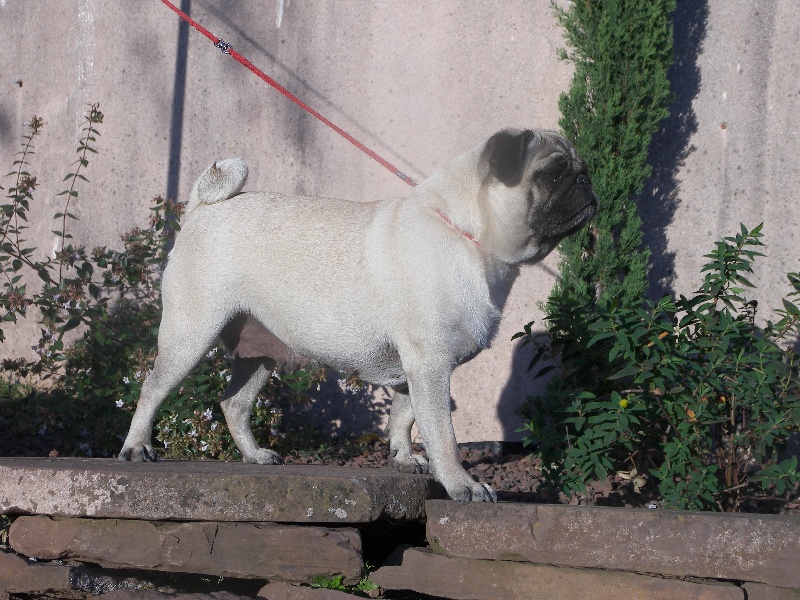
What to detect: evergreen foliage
<box><xmin>551</xmin><ymin>0</ymin><xmax>676</xmax><ymax>308</ymax></box>
<box><xmin>516</xmin><ymin>3</ymin><xmax>800</xmax><ymax>511</ymax></box>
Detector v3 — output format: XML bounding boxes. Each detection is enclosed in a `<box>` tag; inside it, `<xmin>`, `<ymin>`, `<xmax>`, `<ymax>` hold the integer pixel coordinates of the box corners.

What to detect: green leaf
<box><xmin>608</xmin><ymin>365</ymin><xmax>641</xmax><ymax>380</ymax></box>
<box><xmin>61</xmin><ymin>316</ymin><xmax>83</xmax><ymax>332</ymax></box>
<box><xmin>587</xmin><ymin>331</ymin><xmax>616</xmax><ymax>347</ymax></box>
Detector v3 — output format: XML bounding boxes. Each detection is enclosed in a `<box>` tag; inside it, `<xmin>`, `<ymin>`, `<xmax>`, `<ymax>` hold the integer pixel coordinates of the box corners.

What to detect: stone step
<box><xmin>0</xmin><ymin>458</ymin><xmax>443</xmax><ymax>523</ymax></box>
<box><xmin>9</xmin><ymin>515</ymin><xmax>363</xmax><ymax>584</ymax></box>
<box><xmin>0</xmin><ymin>550</ymin><xmax>354</xmax><ymax>598</ymax></box>
<box><xmin>370</xmin><ymin>545</ymin><xmax>744</xmax><ymax>600</ymax></box>
<box><xmin>426</xmin><ymin>500</ymin><xmax>800</xmax><ymax>589</ymax></box>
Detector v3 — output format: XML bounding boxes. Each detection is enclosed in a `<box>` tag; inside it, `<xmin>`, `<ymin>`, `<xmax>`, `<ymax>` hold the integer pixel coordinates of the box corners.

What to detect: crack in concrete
<box><xmin>209</xmin><ymin>524</ymin><xmax>220</xmax><ymax>556</ymax></box>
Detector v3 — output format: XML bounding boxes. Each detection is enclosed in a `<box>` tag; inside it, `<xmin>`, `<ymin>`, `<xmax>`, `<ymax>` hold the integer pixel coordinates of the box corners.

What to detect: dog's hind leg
<box><xmin>388</xmin><ymin>385</ymin><xmax>429</xmax><ymax>474</ymax></box>
<box><xmin>119</xmin><ymin>310</ymin><xmax>223</xmax><ymax>462</ymax></box>
<box><xmin>220</xmin><ymin>356</ymin><xmax>283</xmax><ymax>464</ymax></box>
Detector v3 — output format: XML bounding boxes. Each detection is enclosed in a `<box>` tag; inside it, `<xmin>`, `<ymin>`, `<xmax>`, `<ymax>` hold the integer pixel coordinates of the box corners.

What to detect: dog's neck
<box><xmin>433</xmin><ymin>208</ymin><xmax>482</xmax><ymax>249</ymax></box>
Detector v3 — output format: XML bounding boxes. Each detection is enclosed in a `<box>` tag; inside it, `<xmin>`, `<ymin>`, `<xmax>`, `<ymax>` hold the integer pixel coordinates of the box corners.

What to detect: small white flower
<box><xmin>115</xmin><ymin>400</ymin><xmax>124</xmax><ymax>408</ymax></box>
<box><xmin>202</xmin><ymin>408</ymin><xmax>213</xmax><ymax>421</ymax></box>
<box><xmin>122</xmin><ymin>377</ymin><xmax>130</xmax><ymax>385</ymax></box>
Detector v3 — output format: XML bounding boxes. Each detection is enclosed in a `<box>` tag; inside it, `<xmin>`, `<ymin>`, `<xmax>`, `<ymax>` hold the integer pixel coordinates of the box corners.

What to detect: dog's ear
<box><xmin>483</xmin><ymin>129</ymin><xmax>536</xmax><ymax>187</ymax></box>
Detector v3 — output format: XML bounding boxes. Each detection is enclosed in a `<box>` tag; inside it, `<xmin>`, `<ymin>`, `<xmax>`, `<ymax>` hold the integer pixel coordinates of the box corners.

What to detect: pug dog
<box><xmin>119</xmin><ymin>128</ymin><xmax>598</xmax><ymax>502</ymax></box>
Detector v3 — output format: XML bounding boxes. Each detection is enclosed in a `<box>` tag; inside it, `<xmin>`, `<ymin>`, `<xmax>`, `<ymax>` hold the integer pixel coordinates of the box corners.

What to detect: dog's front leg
<box><xmin>405</xmin><ymin>363</ymin><xmax>497</xmax><ymax>502</ymax></box>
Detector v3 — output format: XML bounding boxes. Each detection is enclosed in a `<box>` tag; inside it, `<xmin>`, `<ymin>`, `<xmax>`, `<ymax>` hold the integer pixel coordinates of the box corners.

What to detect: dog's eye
<box><xmin>538</xmin><ymin>171</ymin><xmax>563</xmax><ymax>185</ymax></box>
<box><xmin>537</xmin><ymin>157</ymin><xmax>568</xmax><ymax>186</ymax></box>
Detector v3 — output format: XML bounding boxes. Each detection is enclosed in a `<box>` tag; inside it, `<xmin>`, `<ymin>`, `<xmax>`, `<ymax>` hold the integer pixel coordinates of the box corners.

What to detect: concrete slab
<box><xmin>0</xmin><ymin>458</ymin><xmax>444</xmax><ymax>523</ymax></box>
<box><xmin>370</xmin><ymin>545</ymin><xmax>743</xmax><ymax>600</ymax></box>
<box><xmin>426</xmin><ymin>500</ymin><xmax>800</xmax><ymax>589</ymax></box>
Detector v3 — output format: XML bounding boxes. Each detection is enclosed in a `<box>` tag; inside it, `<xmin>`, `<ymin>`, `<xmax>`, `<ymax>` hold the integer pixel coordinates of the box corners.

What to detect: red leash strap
<box><xmin>433</xmin><ymin>209</ymin><xmax>482</xmax><ymax>249</ymax></box>
<box><xmin>160</xmin><ymin>0</ymin><xmax>418</xmax><ymax>187</ymax></box>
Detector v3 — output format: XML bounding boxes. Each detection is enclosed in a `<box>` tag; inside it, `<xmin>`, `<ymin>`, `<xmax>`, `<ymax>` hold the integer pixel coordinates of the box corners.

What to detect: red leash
<box><xmin>160</xmin><ymin>0</ymin><xmax>417</xmax><ymax>187</ymax></box>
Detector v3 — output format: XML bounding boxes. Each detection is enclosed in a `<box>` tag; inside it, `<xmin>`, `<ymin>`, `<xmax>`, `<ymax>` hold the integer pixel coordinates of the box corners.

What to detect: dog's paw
<box><xmin>444</xmin><ymin>480</ymin><xmax>497</xmax><ymax>503</ymax></box>
<box><xmin>118</xmin><ymin>444</ymin><xmax>158</xmax><ymax>462</ymax></box>
<box><xmin>391</xmin><ymin>454</ymin><xmax>429</xmax><ymax>474</ymax></box>
<box><xmin>242</xmin><ymin>448</ymin><xmax>284</xmax><ymax>465</ymax></box>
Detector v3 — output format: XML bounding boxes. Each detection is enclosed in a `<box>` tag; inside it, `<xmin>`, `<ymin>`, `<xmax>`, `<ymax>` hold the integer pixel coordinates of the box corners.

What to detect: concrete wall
<box><xmin>1</xmin><ymin>0</ymin><xmax>798</xmax><ymax>443</ymax></box>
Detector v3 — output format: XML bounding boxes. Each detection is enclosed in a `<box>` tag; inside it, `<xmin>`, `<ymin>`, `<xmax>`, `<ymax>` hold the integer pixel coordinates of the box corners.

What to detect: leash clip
<box><xmin>396</xmin><ymin>170</ymin><xmax>418</xmax><ymax>187</ymax></box>
<box><xmin>215</xmin><ymin>38</ymin><xmax>231</xmax><ymax>54</ymax></box>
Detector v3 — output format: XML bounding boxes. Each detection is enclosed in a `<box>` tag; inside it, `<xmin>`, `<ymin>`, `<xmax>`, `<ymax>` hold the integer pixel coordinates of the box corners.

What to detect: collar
<box><xmin>433</xmin><ymin>208</ymin><xmax>482</xmax><ymax>249</ymax></box>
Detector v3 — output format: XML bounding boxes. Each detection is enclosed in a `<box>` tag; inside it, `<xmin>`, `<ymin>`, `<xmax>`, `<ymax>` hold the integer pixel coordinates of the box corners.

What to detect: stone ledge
<box><xmin>741</xmin><ymin>583</ymin><xmax>800</xmax><ymax>600</ymax></box>
<box><xmin>97</xmin><ymin>584</ymin><xmax>356</xmax><ymax>599</ymax></box>
<box><xmin>426</xmin><ymin>500</ymin><xmax>800</xmax><ymax>589</ymax></box>
<box><xmin>0</xmin><ymin>550</ymin><xmax>75</xmax><ymax>595</ymax></box>
<box><xmin>99</xmin><ymin>593</ymin><xmax>253</xmax><ymax>600</ymax></box>
<box><xmin>370</xmin><ymin>545</ymin><xmax>743</xmax><ymax>600</ymax></box>
<box><xmin>0</xmin><ymin>458</ymin><xmax>444</xmax><ymax>523</ymax></box>
<box><xmin>9</xmin><ymin>515</ymin><xmax>363</xmax><ymax>585</ymax></box>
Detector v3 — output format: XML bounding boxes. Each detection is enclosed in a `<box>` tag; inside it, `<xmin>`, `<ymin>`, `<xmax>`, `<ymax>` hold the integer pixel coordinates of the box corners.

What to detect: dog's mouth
<box><xmin>540</xmin><ymin>187</ymin><xmax>598</xmax><ymax>244</ymax></box>
<box><xmin>561</xmin><ymin>194</ymin><xmax>598</xmax><ymax>232</ymax></box>
<box><xmin>549</xmin><ymin>171</ymin><xmax>597</xmax><ymax>222</ymax></box>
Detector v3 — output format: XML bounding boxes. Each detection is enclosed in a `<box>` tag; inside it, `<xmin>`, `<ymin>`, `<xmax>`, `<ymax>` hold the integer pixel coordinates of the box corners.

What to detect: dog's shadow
<box><xmin>281</xmin><ymin>371</ymin><xmax>390</xmax><ymax>440</ymax></box>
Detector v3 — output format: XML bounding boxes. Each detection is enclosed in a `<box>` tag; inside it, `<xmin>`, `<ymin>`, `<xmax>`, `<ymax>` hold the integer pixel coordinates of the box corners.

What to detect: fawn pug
<box><xmin>119</xmin><ymin>128</ymin><xmax>598</xmax><ymax>502</ymax></box>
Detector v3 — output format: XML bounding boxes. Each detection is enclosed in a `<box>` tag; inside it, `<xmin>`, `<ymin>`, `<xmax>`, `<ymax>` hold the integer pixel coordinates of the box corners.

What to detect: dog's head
<box><xmin>479</xmin><ymin>128</ymin><xmax>598</xmax><ymax>263</ymax></box>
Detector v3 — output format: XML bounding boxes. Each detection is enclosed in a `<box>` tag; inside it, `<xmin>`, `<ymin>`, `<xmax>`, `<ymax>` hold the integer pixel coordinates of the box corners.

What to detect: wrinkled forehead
<box><xmin>523</xmin><ymin>131</ymin><xmax>584</xmax><ymax>173</ymax></box>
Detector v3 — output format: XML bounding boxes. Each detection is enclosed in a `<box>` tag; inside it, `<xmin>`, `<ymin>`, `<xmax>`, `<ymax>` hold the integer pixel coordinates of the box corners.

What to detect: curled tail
<box><xmin>185</xmin><ymin>158</ymin><xmax>249</xmax><ymax>214</ymax></box>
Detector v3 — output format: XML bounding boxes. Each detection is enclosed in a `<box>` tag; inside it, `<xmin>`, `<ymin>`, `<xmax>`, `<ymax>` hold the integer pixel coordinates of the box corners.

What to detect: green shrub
<box><xmin>1</xmin><ymin>108</ymin><xmax>326</xmax><ymax>460</ymax></box>
<box><xmin>516</xmin><ymin>224</ymin><xmax>800</xmax><ymax>511</ymax></box>
<box><xmin>551</xmin><ymin>0</ymin><xmax>675</xmax><ymax>309</ymax></box>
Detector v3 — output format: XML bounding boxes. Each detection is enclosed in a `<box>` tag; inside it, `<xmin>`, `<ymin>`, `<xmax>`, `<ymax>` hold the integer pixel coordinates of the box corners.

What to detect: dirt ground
<box><xmin>284</xmin><ymin>439</ymin><xmax>800</xmax><ymax>515</ymax></box>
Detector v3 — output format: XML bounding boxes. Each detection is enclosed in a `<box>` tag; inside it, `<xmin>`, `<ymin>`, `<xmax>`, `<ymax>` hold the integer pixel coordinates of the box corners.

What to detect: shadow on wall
<box><xmin>0</xmin><ymin>107</ymin><xmax>11</xmax><ymax>146</ymax></box>
<box><xmin>166</xmin><ymin>0</ymin><xmax>191</xmax><ymax>203</ymax></box>
<box><xmin>495</xmin><ymin>2</ymin><xmax>711</xmax><ymax>441</ymax></box>
<box><xmin>639</xmin><ymin>0</ymin><xmax>710</xmax><ymax>301</ymax></box>
<box><xmin>496</xmin><ymin>332</ymin><xmax>555</xmax><ymax>442</ymax></box>
<box><xmin>495</xmin><ymin>262</ymin><xmax>563</xmax><ymax>442</ymax></box>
